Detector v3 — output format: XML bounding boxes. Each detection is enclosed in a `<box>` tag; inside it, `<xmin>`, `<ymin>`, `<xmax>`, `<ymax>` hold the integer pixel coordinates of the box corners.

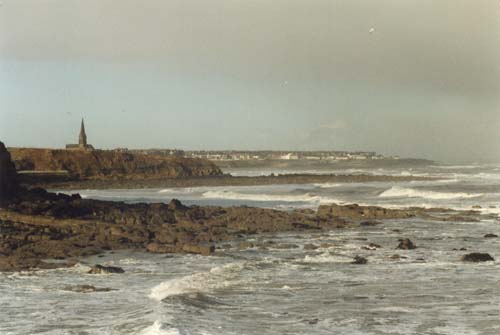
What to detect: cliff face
<box><xmin>0</xmin><ymin>142</ymin><xmax>20</xmax><ymax>204</ymax></box>
<box><xmin>8</xmin><ymin>148</ymin><xmax>223</xmax><ymax>179</ymax></box>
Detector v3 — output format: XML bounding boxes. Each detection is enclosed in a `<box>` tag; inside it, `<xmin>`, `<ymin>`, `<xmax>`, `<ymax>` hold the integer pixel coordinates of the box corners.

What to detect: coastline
<box><xmin>0</xmin><ymin>187</ymin><xmax>488</xmax><ymax>272</ymax></box>
<box><xmin>22</xmin><ymin>173</ymin><xmax>440</xmax><ymax>190</ymax></box>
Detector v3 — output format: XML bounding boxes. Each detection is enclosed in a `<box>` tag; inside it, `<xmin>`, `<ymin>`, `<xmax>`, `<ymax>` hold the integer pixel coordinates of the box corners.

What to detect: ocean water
<box><xmin>1</xmin><ymin>164</ymin><xmax>500</xmax><ymax>334</ymax></box>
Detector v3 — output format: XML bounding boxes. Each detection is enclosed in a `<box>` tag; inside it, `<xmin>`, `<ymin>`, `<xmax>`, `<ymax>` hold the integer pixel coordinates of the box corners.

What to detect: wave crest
<box><xmin>379</xmin><ymin>186</ymin><xmax>483</xmax><ymax>200</ymax></box>
<box><xmin>201</xmin><ymin>190</ymin><xmax>338</xmax><ymax>204</ymax></box>
<box><xmin>149</xmin><ymin>263</ymin><xmax>244</xmax><ymax>301</ymax></box>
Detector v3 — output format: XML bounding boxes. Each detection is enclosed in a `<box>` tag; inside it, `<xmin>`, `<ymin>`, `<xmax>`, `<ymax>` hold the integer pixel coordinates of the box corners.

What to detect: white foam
<box><xmin>201</xmin><ymin>190</ymin><xmax>338</xmax><ymax>204</ymax></box>
<box><xmin>473</xmin><ymin>172</ymin><xmax>500</xmax><ymax>180</ymax></box>
<box><xmin>431</xmin><ymin>165</ymin><xmax>480</xmax><ymax>170</ymax></box>
<box><xmin>313</xmin><ymin>183</ymin><xmax>342</xmax><ymax>188</ymax></box>
<box><xmin>302</xmin><ymin>253</ymin><xmax>351</xmax><ymax>263</ymax></box>
<box><xmin>140</xmin><ymin>321</ymin><xmax>181</xmax><ymax>335</ymax></box>
<box><xmin>149</xmin><ymin>263</ymin><xmax>243</xmax><ymax>301</ymax></box>
<box><xmin>158</xmin><ymin>188</ymin><xmax>198</xmax><ymax>194</ymax></box>
<box><xmin>379</xmin><ymin>186</ymin><xmax>483</xmax><ymax>200</ymax></box>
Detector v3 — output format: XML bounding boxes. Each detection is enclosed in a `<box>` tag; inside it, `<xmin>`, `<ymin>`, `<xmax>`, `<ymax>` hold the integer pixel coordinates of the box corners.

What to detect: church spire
<box><xmin>79</xmin><ymin>118</ymin><xmax>87</xmax><ymax>146</ymax></box>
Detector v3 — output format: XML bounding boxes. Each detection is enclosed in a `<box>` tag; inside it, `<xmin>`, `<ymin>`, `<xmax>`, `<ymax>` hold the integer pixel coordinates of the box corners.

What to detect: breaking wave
<box><xmin>379</xmin><ymin>186</ymin><xmax>483</xmax><ymax>200</ymax></box>
<box><xmin>201</xmin><ymin>190</ymin><xmax>338</xmax><ymax>204</ymax></box>
<box><xmin>149</xmin><ymin>263</ymin><xmax>244</xmax><ymax>301</ymax></box>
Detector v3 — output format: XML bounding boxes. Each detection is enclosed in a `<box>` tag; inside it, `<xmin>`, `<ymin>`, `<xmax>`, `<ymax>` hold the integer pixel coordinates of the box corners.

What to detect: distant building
<box><xmin>280</xmin><ymin>153</ymin><xmax>299</xmax><ymax>160</ymax></box>
<box><xmin>66</xmin><ymin>119</ymin><xmax>95</xmax><ymax>151</ymax></box>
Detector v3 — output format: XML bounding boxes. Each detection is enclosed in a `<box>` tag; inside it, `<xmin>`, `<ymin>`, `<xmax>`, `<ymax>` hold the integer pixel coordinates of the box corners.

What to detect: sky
<box><xmin>1</xmin><ymin>0</ymin><xmax>499</xmax><ymax>163</ymax></box>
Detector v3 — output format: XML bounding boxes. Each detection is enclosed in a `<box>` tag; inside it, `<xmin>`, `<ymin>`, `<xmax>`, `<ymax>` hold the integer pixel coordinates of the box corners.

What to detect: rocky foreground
<box><xmin>0</xmin><ymin>142</ymin><xmax>494</xmax><ymax>271</ymax></box>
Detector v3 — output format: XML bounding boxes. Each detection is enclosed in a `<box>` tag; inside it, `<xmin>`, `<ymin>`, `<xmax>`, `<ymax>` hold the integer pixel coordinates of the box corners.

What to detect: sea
<box><xmin>1</xmin><ymin>163</ymin><xmax>500</xmax><ymax>335</ymax></box>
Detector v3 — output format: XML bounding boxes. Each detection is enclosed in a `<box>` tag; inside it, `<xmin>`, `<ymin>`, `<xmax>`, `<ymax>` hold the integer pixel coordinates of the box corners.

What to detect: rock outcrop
<box><xmin>8</xmin><ymin>148</ymin><xmax>223</xmax><ymax>180</ymax></box>
<box><xmin>87</xmin><ymin>264</ymin><xmax>125</xmax><ymax>274</ymax></box>
<box><xmin>397</xmin><ymin>238</ymin><xmax>417</xmax><ymax>250</ymax></box>
<box><xmin>461</xmin><ymin>253</ymin><xmax>495</xmax><ymax>262</ymax></box>
<box><xmin>0</xmin><ymin>141</ymin><xmax>20</xmax><ymax>204</ymax></box>
<box><xmin>318</xmin><ymin>203</ymin><xmax>415</xmax><ymax>220</ymax></box>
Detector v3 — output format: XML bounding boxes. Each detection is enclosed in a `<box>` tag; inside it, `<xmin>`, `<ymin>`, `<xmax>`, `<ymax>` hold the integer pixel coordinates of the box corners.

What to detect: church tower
<box><xmin>66</xmin><ymin>118</ymin><xmax>94</xmax><ymax>150</ymax></box>
<box><xmin>79</xmin><ymin>118</ymin><xmax>87</xmax><ymax>147</ymax></box>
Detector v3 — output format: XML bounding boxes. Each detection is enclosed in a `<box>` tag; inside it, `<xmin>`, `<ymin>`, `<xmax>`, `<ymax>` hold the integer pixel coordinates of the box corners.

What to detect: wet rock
<box><xmin>352</xmin><ymin>256</ymin><xmax>368</xmax><ymax>264</ymax></box>
<box><xmin>146</xmin><ymin>242</ymin><xmax>176</xmax><ymax>253</ymax></box>
<box><xmin>182</xmin><ymin>244</ymin><xmax>215</xmax><ymax>256</ymax></box>
<box><xmin>87</xmin><ymin>264</ymin><xmax>125</xmax><ymax>274</ymax></box>
<box><xmin>318</xmin><ymin>203</ymin><xmax>414</xmax><ymax>220</ymax></box>
<box><xmin>461</xmin><ymin>253</ymin><xmax>495</xmax><ymax>262</ymax></box>
<box><xmin>63</xmin><ymin>284</ymin><xmax>115</xmax><ymax>293</ymax></box>
<box><xmin>484</xmin><ymin>233</ymin><xmax>498</xmax><ymax>238</ymax></box>
<box><xmin>236</xmin><ymin>241</ymin><xmax>255</xmax><ymax>250</ymax></box>
<box><xmin>168</xmin><ymin>199</ymin><xmax>187</xmax><ymax>211</ymax></box>
<box><xmin>303</xmin><ymin>243</ymin><xmax>319</xmax><ymax>251</ymax></box>
<box><xmin>273</xmin><ymin>243</ymin><xmax>300</xmax><ymax>250</ymax></box>
<box><xmin>360</xmin><ymin>220</ymin><xmax>383</xmax><ymax>226</ymax></box>
<box><xmin>397</xmin><ymin>238</ymin><xmax>416</xmax><ymax>250</ymax></box>
<box><xmin>303</xmin><ymin>318</ymin><xmax>319</xmax><ymax>325</ymax></box>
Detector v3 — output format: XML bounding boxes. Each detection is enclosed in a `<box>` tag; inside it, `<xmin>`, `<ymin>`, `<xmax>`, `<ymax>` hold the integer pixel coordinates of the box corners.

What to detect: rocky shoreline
<box><xmin>1</xmin><ymin>185</ymin><xmax>493</xmax><ymax>272</ymax></box>
<box><xmin>0</xmin><ymin>142</ymin><xmax>495</xmax><ymax>272</ymax></box>
<box><xmin>23</xmin><ymin>173</ymin><xmax>438</xmax><ymax>190</ymax></box>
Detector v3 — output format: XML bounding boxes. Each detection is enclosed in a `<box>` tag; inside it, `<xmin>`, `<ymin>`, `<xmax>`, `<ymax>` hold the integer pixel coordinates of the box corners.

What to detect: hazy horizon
<box><xmin>1</xmin><ymin>0</ymin><xmax>499</xmax><ymax>164</ymax></box>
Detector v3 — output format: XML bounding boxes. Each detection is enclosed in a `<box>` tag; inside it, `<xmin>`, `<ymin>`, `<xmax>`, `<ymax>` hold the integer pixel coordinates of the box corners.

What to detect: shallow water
<box><xmin>2</xmin><ymin>218</ymin><xmax>499</xmax><ymax>335</ymax></box>
<box><xmin>68</xmin><ymin>164</ymin><xmax>500</xmax><ymax>214</ymax></box>
<box><xmin>2</xmin><ymin>164</ymin><xmax>500</xmax><ymax>334</ymax></box>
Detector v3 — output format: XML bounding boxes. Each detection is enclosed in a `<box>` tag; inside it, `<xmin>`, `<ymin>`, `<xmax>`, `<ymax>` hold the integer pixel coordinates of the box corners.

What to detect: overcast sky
<box><xmin>1</xmin><ymin>0</ymin><xmax>499</xmax><ymax>162</ymax></box>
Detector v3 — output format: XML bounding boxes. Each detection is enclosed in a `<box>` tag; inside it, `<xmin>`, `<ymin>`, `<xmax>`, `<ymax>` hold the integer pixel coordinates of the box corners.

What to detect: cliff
<box><xmin>8</xmin><ymin>148</ymin><xmax>223</xmax><ymax>180</ymax></box>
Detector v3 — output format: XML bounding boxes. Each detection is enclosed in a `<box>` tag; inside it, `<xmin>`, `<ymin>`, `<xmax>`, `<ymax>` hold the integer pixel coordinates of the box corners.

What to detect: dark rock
<box><xmin>360</xmin><ymin>220</ymin><xmax>383</xmax><ymax>226</ymax></box>
<box><xmin>484</xmin><ymin>233</ymin><xmax>498</xmax><ymax>238</ymax></box>
<box><xmin>63</xmin><ymin>284</ymin><xmax>115</xmax><ymax>293</ymax></box>
<box><xmin>318</xmin><ymin>203</ymin><xmax>414</xmax><ymax>220</ymax></box>
<box><xmin>168</xmin><ymin>199</ymin><xmax>187</xmax><ymax>211</ymax></box>
<box><xmin>352</xmin><ymin>256</ymin><xmax>368</xmax><ymax>264</ymax></box>
<box><xmin>0</xmin><ymin>141</ymin><xmax>20</xmax><ymax>205</ymax></box>
<box><xmin>87</xmin><ymin>264</ymin><xmax>125</xmax><ymax>274</ymax></box>
<box><xmin>397</xmin><ymin>238</ymin><xmax>416</xmax><ymax>250</ymax></box>
<box><xmin>461</xmin><ymin>253</ymin><xmax>495</xmax><ymax>262</ymax></box>
<box><xmin>304</xmin><ymin>318</ymin><xmax>319</xmax><ymax>325</ymax></box>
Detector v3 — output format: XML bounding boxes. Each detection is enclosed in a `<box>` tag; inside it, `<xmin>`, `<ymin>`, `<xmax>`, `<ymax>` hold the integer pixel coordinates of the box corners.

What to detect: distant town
<box><xmin>65</xmin><ymin>119</ymin><xmax>400</xmax><ymax>162</ymax></box>
<box><xmin>126</xmin><ymin>149</ymin><xmax>399</xmax><ymax>162</ymax></box>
